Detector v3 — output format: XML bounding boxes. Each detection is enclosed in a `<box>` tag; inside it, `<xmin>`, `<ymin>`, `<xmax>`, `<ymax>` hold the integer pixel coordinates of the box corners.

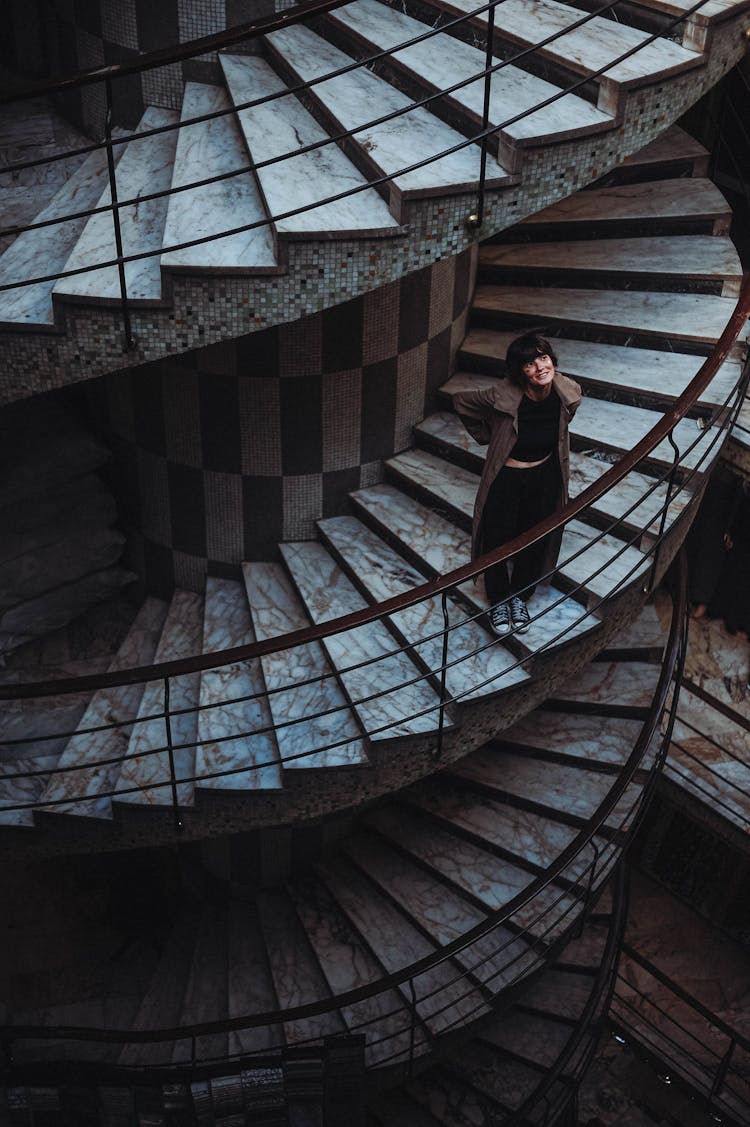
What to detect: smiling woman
<box><xmin>452</xmin><ymin>332</ymin><xmax>582</xmax><ymax>636</ymax></box>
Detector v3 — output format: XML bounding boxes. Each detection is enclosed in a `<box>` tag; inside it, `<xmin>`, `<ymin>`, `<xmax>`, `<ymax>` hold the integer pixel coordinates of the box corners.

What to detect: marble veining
<box><xmin>447</xmin><ymin>1041</ymin><xmax>543</xmax><ymax>1108</ymax></box>
<box><xmin>54</xmin><ymin>108</ymin><xmax>179</xmax><ymax>302</ymax></box>
<box><xmin>552</xmin><ymin>659</ymin><xmax>659</xmax><ymax>709</ymax></box>
<box><xmin>559</xmin><ymin>519</ymin><xmax>648</xmax><ymax>600</ymax></box>
<box><xmin>280</xmin><ymin>542</ymin><xmax>445</xmax><ymax>740</ymax></box>
<box><xmin>196</xmin><ymin>578</ymin><xmax>282</xmax><ymax>791</ymax></box>
<box><xmin>266</xmin><ymin>25</ymin><xmax>496</xmax><ymax>192</ymax></box>
<box><xmin>242</xmin><ymin>562</ymin><xmax>368</xmax><ymax>770</ymax></box>
<box><xmin>117</xmin><ymin>590</ymin><xmax>203</xmax><ymax>807</ymax></box>
<box><xmin>222</xmin><ymin>55</ymin><xmax>398</xmax><ymax>236</ymax></box>
<box><xmin>161</xmin><ymin>83</ymin><xmax>276</xmax><ymax>271</ymax></box>
<box><xmin>503</xmin><ymin>710</ymin><xmax>644</xmax><ymax>765</ymax></box>
<box><xmin>574</xmin><ymin>397</ymin><xmax>710</xmax><ymax>472</ymax></box>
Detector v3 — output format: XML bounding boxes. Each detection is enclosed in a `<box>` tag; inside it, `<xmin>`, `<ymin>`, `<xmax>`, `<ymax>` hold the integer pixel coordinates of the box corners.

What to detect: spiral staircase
<box><xmin>1</xmin><ymin>0</ymin><xmax>750</xmax><ymax>1122</ymax></box>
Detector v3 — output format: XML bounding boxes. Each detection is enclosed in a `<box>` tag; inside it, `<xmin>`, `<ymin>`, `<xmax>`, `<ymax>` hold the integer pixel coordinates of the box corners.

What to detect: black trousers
<box><xmin>482</xmin><ymin>456</ymin><xmax>562</xmax><ymax>605</ymax></box>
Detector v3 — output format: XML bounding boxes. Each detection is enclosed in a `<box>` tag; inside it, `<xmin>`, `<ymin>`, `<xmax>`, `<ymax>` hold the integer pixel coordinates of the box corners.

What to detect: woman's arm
<box><xmin>452</xmin><ymin>385</ymin><xmax>502</xmax><ymax>446</ymax></box>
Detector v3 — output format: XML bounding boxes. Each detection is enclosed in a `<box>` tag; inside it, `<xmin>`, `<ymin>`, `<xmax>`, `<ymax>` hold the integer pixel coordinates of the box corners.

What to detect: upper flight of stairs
<box><xmin>1</xmin><ymin>0</ymin><xmax>749</xmax><ymax>393</ymax></box>
<box><xmin>0</xmin><ymin>137</ymin><xmax>746</xmax><ymax>853</ymax></box>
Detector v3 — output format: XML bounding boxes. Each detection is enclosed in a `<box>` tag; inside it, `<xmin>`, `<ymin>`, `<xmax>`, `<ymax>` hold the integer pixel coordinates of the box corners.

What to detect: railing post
<box><xmin>164</xmin><ymin>676</ymin><xmax>183</xmax><ymax>833</ymax></box>
<box><xmin>643</xmin><ymin>427</ymin><xmax>681</xmax><ymax>595</ymax></box>
<box><xmin>407</xmin><ymin>977</ymin><xmax>418</xmax><ymax>1078</ymax></box>
<box><xmin>466</xmin><ymin>0</ymin><xmax>497</xmax><ymax>230</ymax></box>
<box><xmin>104</xmin><ymin>76</ymin><xmax>135</xmax><ymax>353</ymax></box>
<box><xmin>434</xmin><ymin>592</ymin><xmax>451</xmax><ymax>762</ymax></box>
<box><xmin>708</xmin><ymin>1035</ymin><xmax>736</xmax><ymax>1106</ymax></box>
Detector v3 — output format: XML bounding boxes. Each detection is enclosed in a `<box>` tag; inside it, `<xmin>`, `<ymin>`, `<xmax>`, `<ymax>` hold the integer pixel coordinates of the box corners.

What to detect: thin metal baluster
<box><xmin>104</xmin><ymin>77</ymin><xmax>134</xmax><ymax>351</ymax></box>
<box><xmin>434</xmin><ymin>591</ymin><xmax>451</xmax><ymax>762</ymax></box>
<box><xmin>164</xmin><ymin>676</ymin><xmax>183</xmax><ymax>832</ymax></box>
<box><xmin>467</xmin><ymin>0</ymin><xmax>497</xmax><ymax>229</ymax></box>
<box><xmin>644</xmin><ymin>428</ymin><xmax>681</xmax><ymax>595</ymax></box>
<box><xmin>407</xmin><ymin>978</ymin><xmax>418</xmax><ymax>1077</ymax></box>
<box><xmin>709</xmin><ymin>1036</ymin><xmax>736</xmax><ymax>1105</ymax></box>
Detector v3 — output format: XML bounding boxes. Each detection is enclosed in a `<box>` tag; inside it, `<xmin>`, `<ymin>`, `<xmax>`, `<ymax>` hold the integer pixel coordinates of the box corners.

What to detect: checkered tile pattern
<box><xmin>91</xmin><ymin>249</ymin><xmax>475</xmax><ymax>595</ymax></box>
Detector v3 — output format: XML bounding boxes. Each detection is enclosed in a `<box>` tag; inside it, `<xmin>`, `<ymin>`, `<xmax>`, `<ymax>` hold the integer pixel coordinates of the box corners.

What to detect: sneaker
<box><xmin>489</xmin><ymin>602</ymin><xmax>511</xmax><ymax>635</ymax></box>
<box><xmin>509</xmin><ymin>596</ymin><xmax>530</xmax><ymax>634</ymax></box>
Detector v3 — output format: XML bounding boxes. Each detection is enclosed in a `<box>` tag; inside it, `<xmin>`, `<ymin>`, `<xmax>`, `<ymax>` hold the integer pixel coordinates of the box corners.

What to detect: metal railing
<box><xmin>0</xmin><ymin>0</ymin><xmax>732</xmax><ymax>349</ymax></box>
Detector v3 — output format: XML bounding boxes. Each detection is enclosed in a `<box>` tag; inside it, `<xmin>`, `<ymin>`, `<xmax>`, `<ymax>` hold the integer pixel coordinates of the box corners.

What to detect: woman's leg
<box><xmin>509</xmin><ymin>458</ymin><xmax>562</xmax><ymax>599</ymax></box>
<box><xmin>481</xmin><ymin>467</ymin><xmax>523</xmax><ymax>605</ymax></box>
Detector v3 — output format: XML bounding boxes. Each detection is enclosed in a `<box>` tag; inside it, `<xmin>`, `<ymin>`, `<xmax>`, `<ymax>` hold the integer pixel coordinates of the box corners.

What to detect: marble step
<box><xmin>161</xmin><ymin>82</ymin><xmax>276</xmax><ymax>273</ymax></box>
<box><xmin>327</xmin><ymin>0</ymin><xmax>612</xmax><ymax>166</ymax></box>
<box><xmin>280</xmin><ymin>541</ymin><xmax>449</xmax><ymax>741</ymax></box>
<box><xmin>242</xmin><ymin>562</ymin><xmax>369</xmax><ymax>771</ymax></box>
<box><xmin>117</xmin><ymin>589</ymin><xmax>203</xmax><ymax>809</ymax></box>
<box><xmin>623</xmin><ymin>0</ymin><xmax>750</xmax><ymax>51</ymax></box>
<box><xmin>36</xmin><ymin>597</ymin><xmax>168</xmax><ymax>821</ymax></box>
<box><xmin>256</xmin><ymin>888</ymin><xmax>347</xmax><ymax>1045</ymax></box>
<box><xmin>221</xmin><ymin>54</ymin><xmax>399</xmax><ymax>237</ymax></box>
<box><xmin>287</xmin><ymin>874</ymin><xmax>415</xmax><ymax>1065</ymax></box>
<box><xmin>172</xmin><ymin>908</ymin><xmax>229</xmax><ymax>1065</ymax></box>
<box><xmin>472</xmin><ymin>285</ymin><xmax>742</xmax><ymax>352</ymax></box>
<box><xmin>427</xmin><ymin>0</ymin><xmax>701</xmax><ymax>113</ymax></box>
<box><xmin>264</xmin><ymin>24</ymin><xmax>509</xmax><ymax>219</ymax></box>
<box><xmin>349</xmin><ymin>481</ymin><xmax>602</xmax><ymax>649</ymax></box>
<box><xmin>500</xmin><ymin>709</ymin><xmax>646</xmax><ymax>767</ymax></box>
<box><xmin>53</xmin><ymin>107</ymin><xmax>179</xmax><ymax>305</ymax></box>
<box><xmin>601</xmin><ymin>598</ymin><xmax>666</xmax><ymax>656</ymax></box>
<box><xmin>456</xmin><ymin>330</ymin><xmax>742</xmax><ymax>411</ymax></box>
<box><xmin>0</xmin><ymin>142</ymin><xmax>113</xmax><ymax>327</ymax></box>
<box><xmin>317</xmin><ymin>852</ymin><xmax>488</xmax><ymax>1039</ymax></box>
<box><xmin>317</xmin><ymin>514</ymin><xmax>529</xmax><ymax>703</ymax></box>
<box><xmin>479</xmin><ymin>235</ymin><xmax>742</xmax><ymax>296</ymax></box>
<box><xmin>405</xmin><ymin>1044</ymin><xmax>544</xmax><ymax>1122</ymax></box>
<box><xmin>518</xmin><ymin>966</ymin><xmax>602</xmax><ymax>1018</ymax></box>
<box><xmin>479</xmin><ymin>1007</ymin><xmax>574</xmax><ymax>1069</ymax></box>
<box><xmin>517</xmin><ymin>177</ymin><xmax>732</xmax><ymax>235</ymax></box>
<box><xmin>226</xmin><ymin>900</ymin><xmax>284</xmax><ymax>1057</ymax></box>
<box><xmin>548</xmin><ymin>658</ymin><xmax>661</xmax><ymax>712</ymax></box>
<box><xmin>613</xmin><ymin>124</ymin><xmax>709</xmax><ymax>179</ymax></box>
<box><xmin>195</xmin><ymin>577</ymin><xmax>282</xmax><ymax>793</ymax></box>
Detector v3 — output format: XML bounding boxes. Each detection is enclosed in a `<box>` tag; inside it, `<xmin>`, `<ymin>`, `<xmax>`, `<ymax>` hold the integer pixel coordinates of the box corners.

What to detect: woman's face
<box><xmin>522</xmin><ymin>352</ymin><xmax>554</xmax><ymax>390</ymax></box>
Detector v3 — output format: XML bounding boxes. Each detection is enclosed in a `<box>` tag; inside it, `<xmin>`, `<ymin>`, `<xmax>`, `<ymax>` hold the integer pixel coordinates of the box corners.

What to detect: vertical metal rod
<box><xmin>164</xmin><ymin>676</ymin><xmax>183</xmax><ymax>832</ymax></box>
<box><xmin>644</xmin><ymin>427</ymin><xmax>681</xmax><ymax>594</ymax></box>
<box><xmin>474</xmin><ymin>0</ymin><xmax>497</xmax><ymax>225</ymax></box>
<box><xmin>434</xmin><ymin>591</ymin><xmax>451</xmax><ymax>762</ymax></box>
<box><xmin>104</xmin><ymin>77</ymin><xmax>134</xmax><ymax>351</ymax></box>
<box><xmin>407</xmin><ymin>978</ymin><xmax>418</xmax><ymax>1078</ymax></box>
<box><xmin>709</xmin><ymin>1036</ymin><xmax>735</xmax><ymax>1103</ymax></box>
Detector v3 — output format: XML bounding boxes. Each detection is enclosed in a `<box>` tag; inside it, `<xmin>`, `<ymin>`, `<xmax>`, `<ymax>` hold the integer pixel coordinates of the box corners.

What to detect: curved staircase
<box><xmin>1</xmin><ymin>0</ymin><xmax>748</xmax><ymax>397</ymax></box>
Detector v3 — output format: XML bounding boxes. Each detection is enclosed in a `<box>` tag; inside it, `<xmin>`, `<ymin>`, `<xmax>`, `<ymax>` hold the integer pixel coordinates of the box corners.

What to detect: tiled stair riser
<box><xmin>2</xmin><ymin>8</ymin><xmax>747</xmax><ymax>400</ymax></box>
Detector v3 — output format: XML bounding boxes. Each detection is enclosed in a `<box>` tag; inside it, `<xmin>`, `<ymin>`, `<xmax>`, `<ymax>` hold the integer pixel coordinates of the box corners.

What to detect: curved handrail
<box><xmin>2</xmin><ymin>276</ymin><xmax>747</xmax><ymax>703</ymax></box>
<box><xmin>0</xmin><ymin>551</ymin><xmax>687</xmax><ymax>1058</ymax></box>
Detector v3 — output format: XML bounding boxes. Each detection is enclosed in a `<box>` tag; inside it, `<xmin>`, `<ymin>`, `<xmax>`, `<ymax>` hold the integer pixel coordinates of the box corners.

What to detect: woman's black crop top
<box><xmin>510</xmin><ymin>388</ymin><xmax>561</xmax><ymax>462</ymax></box>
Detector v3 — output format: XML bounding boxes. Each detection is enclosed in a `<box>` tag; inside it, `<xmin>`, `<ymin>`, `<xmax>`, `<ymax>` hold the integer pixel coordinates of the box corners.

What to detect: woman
<box><xmin>452</xmin><ymin>332</ymin><xmax>581</xmax><ymax>635</ymax></box>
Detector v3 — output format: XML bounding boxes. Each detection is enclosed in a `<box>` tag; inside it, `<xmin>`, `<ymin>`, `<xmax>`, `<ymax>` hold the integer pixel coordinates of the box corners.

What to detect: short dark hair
<box><xmin>505</xmin><ymin>333</ymin><xmax>558</xmax><ymax>388</ymax></box>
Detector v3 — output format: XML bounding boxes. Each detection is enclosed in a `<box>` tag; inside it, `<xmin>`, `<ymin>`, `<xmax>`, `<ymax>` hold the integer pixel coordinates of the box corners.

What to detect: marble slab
<box><xmin>195</xmin><ymin>577</ymin><xmax>282</xmax><ymax>792</ymax></box>
<box><xmin>266</xmin><ymin>24</ymin><xmax>502</xmax><ymax>195</ymax></box>
<box><xmin>444</xmin><ymin>1041</ymin><xmax>545</xmax><ymax>1111</ymax></box>
<box><xmin>559</xmin><ymin>518</ymin><xmax>649</xmax><ymax>602</ymax></box>
<box><xmin>318</xmin><ymin>514</ymin><xmax>528</xmax><ymax>701</ymax></box>
<box><xmin>503</xmin><ymin>710</ymin><xmax>645</xmax><ymax>765</ymax></box>
<box><xmin>0</xmin><ymin>144</ymin><xmax>111</xmax><ymax>326</ymax></box>
<box><xmin>474</xmin><ymin>285</ymin><xmax>741</xmax><ymax>349</ymax></box>
<box><xmin>524</xmin><ymin>177</ymin><xmax>731</xmax><ymax>226</ymax></box>
<box><xmin>117</xmin><ymin>590</ymin><xmax>203</xmax><ymax>808</ymax></box>
<box><xmin>520</xmin><ymin>967</ymin><xmax>598</xmax><ymax>1018</ymax></box>
<box><xmin>54</xmin><ymin>107</ymin><xmax>178</xmax><ymax>303</ymax></box>
<box><xmin>39</xmin><ymin>597</ymin><xmax>168</xmax><ymax>819</ymax></box>
<box><xmin>481</xmin><ymin>1007</ymin><xmax>572</xmax><ymax>1069</ymax></box>
<box><xmin>550</xmin><ymin>660</ymin><xmax>660</xmax><ymax>709</ymax></box>
<box><xmin>227</xmin><ymin>900</ymin><xmax>284</xmax><ymax>1056</ymax></box>
<box><xmin>242</xmin><ymin>562</ymin><xmax>368</xmax><ymax>770</ymax></box>
<box><xmin>222</xmin><ymin>54</ymin><xmax>398</xmax><ymax>236</ymax></box>
<box><xmin>161</xmin><ymin>82</ymin><xmax>276</xmax><ymax>271</ymax></box>
<box><xmin>280</xmin><ymin>541</ymin><xmax>445</xmax><ymax>740</ymax></box>
<box><xmin>332</xmin><ymin>0</ymin><xmax>611</xmax><ymax>144</ymax></box>
<box><xmin>172</xmin><ymin>909</ymin><xmax>228</xmax><ymax>1064</ymax></box>
<box><xmin>574</xmin><ymin>397</ymin><xmax>713</xmax><ymax>473</ymax></box>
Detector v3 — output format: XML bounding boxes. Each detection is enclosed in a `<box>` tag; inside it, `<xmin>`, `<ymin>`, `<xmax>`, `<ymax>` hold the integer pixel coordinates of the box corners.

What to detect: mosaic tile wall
<box><xmin>87</xmin><ymin>247</ymin><xmax>476</xmax><ymax>595</ymax></box>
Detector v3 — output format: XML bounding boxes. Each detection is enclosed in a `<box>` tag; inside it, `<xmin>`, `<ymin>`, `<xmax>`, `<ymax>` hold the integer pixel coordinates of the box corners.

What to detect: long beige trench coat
<box><xmin>452</xmin><ymin>371</ymin><xmax>582</xmax><ymax>572</ymax></box>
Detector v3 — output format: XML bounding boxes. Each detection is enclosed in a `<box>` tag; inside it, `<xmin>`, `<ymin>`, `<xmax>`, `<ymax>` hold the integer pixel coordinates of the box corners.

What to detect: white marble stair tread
<box><xmin>627</xmin><ymin>0</ymin><xmax>750</xmax><ymax>24</ymax></box>
<box><xmin>479</xmin><ymin>1008</ymin><xmax>574</xmax><ymax>1068</ymax></box>
<box><xmin>318</xmin><ymin>852</ymin><xmax>488</xmax><ymax>1036</ymax></box>
<box><xmin>522</xmin><ymin>177</ymin><xmax>732</xmax><ymax>228</ymax></box>
<box><xmin>549</xmin><ymin>659</ymin><xmax>660</xmax><ymax>710</ymax></box>
<box><xmin>317</xmin><ymin>514</ymin><xmax>528</xmax><ymax>701</ymax></box>
<box><xmin>256</xmin><ymin>888</ymin><xmax>347</xmax><ymax>1045</ymax></box>
<box><xmin>37</xmin><ymin>597</ymin><xmax>168</xmax><ymax>820</ymax></box>
<box><xmin>519</xmin><ymin>967</ymin><xmax>600</xmax><ymax>1018</ymax></box>
<box><xmin>117</xmin><ymin>590</ymin><xmax>203</xmax><ymax>808</ymax></box>
<box><xmin>440</xmin><ymin>0</ymin><xmax>700</xmax><ymax>91</ymax></box>
<box><xmin>620</xmin><ymin>124</ymin><xmax>709</xmax><ymax>172</ymax></box>
<box><xmin>0</xmin><ymin>143</ymin><xmax>112</xmax><ymax>326</ymax></box>
<box><xmin>288</xmin><ymin>876</ymin><xmax>414</xmax><ymax>1065</ymax></box>
<box><xmin>330</xmin><ymin>0</ymin><xmax>611</xmax><ymax>146</ymax></box>
<box><xmin>345</xmin><ymin>828</ymin><xmax>531</xmax><ymax>994</ymax></box>
<box><xmin>605</xmin><ymin>599</ymin><xmax>665</xmax><ymax>652</ymax></box>
<box><xmin>480</xmin><ymin>236</ymin><xmax>743</xmax><ymax>294</ymax></box>
<box><xmin>280</xmin><ymin>541</ymin><xmax>446</xmax><ymax>741</ymax></box>
<box><xmin>172</xmin><ymin>908</ymin><xmax>228</xmax><ymax>1064</ymax></box>
<box><xmin>242</xmin><ymin>562</ymin><xmax>368</xmax><ymax>770</ymax></box>
<box><xmin>53</xmin><ymin>107</ymin><xmax>179</xmax><ymax>303</ymax></box>
<box><xmin>664</xmin><ymin>737</ymin><xmax>750</xmax><ymax>835</ymax></box>
<box><xmin>265</xmin><ymin>25</ymin><xmax>504</xmax><ymax>199</ymax></box>
<box><xmin>455</xmin><ymin>332</ymin><xmax>742</xmax><ymax>410</ymax></box>
<box><xmin>502</xmin><ymin>710</ymin><xmax>645</xmax><ymax>765</ymax></box>
<box><xmin>195</xmin><ymin>577</ymin><xmax>282</xmax><ymax>792</ymax></box>
<box><xmin>221</xmin><ymin>55</ymin><xmax>398</xmax><ymax>236</ymax></box>
<box><xmin>227</xmin><ymin>900</ymin><xmax>284</xmax><ymax>1056</ymax></box>
<box><xmin>161</xmin><ymin>83</ymin><xmax>276</xmax><ymax>272</ymax></box>
<box><xmin>350</xmin><ymin>481</ymin><xmax>600</xmax><ymax>648</ymax></box>
<box><xmin>473</xmin><ymin>285</ymin><xmax>741</xmax><ymax>348</ymax></box>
